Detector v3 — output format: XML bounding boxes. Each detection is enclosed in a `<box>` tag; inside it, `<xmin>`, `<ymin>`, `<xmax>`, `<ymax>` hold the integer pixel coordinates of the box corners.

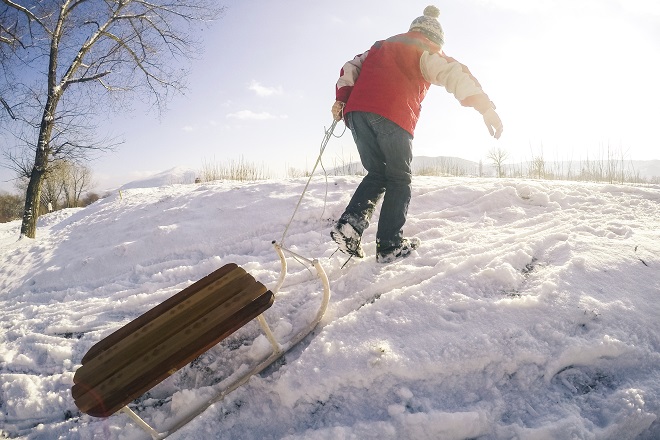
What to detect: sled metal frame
<box><xmin>122</xmin><ymin>241</ymin><xmax>330</xmax><ymax>439</ymax></box>
<box><xmin>81</xmin><ymin>121</ymin><xmax>338</xmax><ymax>438</ymax></box>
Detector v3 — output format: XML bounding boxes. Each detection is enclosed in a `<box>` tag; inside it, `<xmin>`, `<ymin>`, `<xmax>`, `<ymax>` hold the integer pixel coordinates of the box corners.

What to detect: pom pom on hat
<box><xmin>423</xmin><ymin>5</ymin><xmax>440</xmax><ymax>19</ymax></box>
<box><xmin>410</xmin><ymin>5</ymin><xmax>444</xmax><ymax>47</ymax></box>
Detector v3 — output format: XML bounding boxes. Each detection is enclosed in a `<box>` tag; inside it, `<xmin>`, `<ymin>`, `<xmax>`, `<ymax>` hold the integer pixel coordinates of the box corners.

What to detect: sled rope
<box><xmin>329</xmin><ymin>247</ymin><xmax>353</xmax><ymax>269</ymax></box>
<box><xmin>279</xmin><ymin>120</ymin><xmax>345</xmax><ymax>247</ymax></box>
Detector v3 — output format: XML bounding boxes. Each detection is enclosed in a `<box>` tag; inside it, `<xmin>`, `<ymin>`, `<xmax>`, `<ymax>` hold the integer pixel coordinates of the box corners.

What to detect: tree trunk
<box><xmin>20</xmin><ymin>99</ymin><xmax>57</xmax><ymax>238</ymax></box>
<box><xmin>20</xmin><ymin>147</ymin><xmax>49</xmax><ymax>237</ymax></box>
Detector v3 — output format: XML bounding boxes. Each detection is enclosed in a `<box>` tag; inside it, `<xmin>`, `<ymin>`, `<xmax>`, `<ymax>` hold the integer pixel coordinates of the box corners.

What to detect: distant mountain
<box><xmin>120</xmin><ymin>166</ymin><xmax>198</xmax><ymax>190</ymax></box>
<box><xmin>413</xmin><ymin>156</ymin><xmax>482</xmax><ymax>176</ymax></box>
<box><xmin>327</xmin><ymin>156</ymin><xmax>483</xmax><ymax>177</ymax></box>
<box><xmin>328</xmin><ymin>156</ymin><xmax>660</xmax><ymax>180</ymax></box>
<box><xmin>627</xmin><ymin>160</ymin><xmax>660</xmax><ymax>179</ymax></box>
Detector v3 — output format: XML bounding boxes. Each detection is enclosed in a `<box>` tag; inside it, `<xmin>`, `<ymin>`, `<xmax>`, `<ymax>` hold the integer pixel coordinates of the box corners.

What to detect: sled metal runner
<box><xmin>155</xmin><ymin>242</ymin><xmax>330</xmax><ymax>438</ymax></box>
<box><xmin>72</xmin><ymin>242</ymin><xmax>330</xmax><ymax>439</ymax></box>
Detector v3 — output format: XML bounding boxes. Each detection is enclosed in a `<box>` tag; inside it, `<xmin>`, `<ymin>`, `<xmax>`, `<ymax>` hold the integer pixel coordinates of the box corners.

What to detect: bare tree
<box><xmin>20</xmin><ymin>159</ymin><xmax>94</xmax><ymax>213</ymax></box>
<box><xmin>42</xmin><ymin>164</ymin><xmax>67</xmax><ymax>211</ymax></box>
<box><xmin>526</xmin><ymin>143</ymin><xmax>545</xmax><ymax>179</ymax></box>
<box><xmin>0</xmin><ymin>0</ymin><xmax>224</xmax><ymax>238</ymax></box>
<box><xmin>486</xmin><ymin>147</ymin><xmax>509</xmax><ymax>178</ymax></box>
<box><xmin>64</xmin><ymin>161</ymin><xmax>94</xmax><ymax>207</ymax></box>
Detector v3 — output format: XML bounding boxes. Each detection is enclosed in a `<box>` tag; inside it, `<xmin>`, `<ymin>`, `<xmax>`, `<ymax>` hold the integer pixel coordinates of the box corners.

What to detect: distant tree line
<box><xmin>0</xmin><ymin>192</ymin><xmax>22</xmax><ymax>223</ymax></box>
<box><xmin>485</xmin><ymin>145</ymin><xmax>656</xmax><ymax>184</ymax></box>
<box><xmin>0</xmin><ymin>160</ymin><xmax>99</xmax><ymax>223</ymax></box>
<box><xmin>296</xmin><ymin>144</ymin><xmax>659</xmax><ymax>185</ymax></box>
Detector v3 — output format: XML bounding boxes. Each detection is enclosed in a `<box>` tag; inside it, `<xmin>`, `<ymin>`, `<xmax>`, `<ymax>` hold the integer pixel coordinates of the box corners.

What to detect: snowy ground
<box><xmin>1</xmin><ymin>175</ymin><xmax>659</xmax><ymax>440</ymax></box>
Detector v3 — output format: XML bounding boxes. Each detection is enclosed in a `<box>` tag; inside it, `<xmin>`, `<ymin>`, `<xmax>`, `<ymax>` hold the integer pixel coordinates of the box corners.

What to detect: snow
<box><xmin>1</xmin><ymin>175</ymin><xmax>659</xmax><ymax>439</ymax></box>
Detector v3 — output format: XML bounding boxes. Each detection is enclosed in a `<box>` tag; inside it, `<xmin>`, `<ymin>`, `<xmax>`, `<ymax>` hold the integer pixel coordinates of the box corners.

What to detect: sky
<box><xmin>2</xmin><ymin>0</ymin><xmax>660</xmax><ymax>192</ymax></box>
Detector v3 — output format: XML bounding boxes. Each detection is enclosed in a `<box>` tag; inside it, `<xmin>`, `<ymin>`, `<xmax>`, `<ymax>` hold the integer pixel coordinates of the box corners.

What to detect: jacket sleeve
<box><xmin>420</xmin><ymin>51</ymin><xmax>494</xmax><ymax>114</ymax></box>
<box><xmin>336</xmin><ymin>50</ymin><xmax>370</xmax><ymax>103</ymax></box>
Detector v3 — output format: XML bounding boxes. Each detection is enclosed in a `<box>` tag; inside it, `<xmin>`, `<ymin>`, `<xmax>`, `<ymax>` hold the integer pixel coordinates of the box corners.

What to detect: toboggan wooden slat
<box><xmin>72</xmin><ymin>263</ymin><xmax>274</xmax><ymax>418</ymax></box>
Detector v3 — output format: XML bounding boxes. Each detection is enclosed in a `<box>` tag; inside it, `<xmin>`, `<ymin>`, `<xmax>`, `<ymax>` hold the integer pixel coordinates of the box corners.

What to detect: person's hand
<box><xmin>482</xmin><ymin>108</ymin><xmax>503</xmax><ymax>139</ymax></box>
<box><xmin>332</xmin><ymin>101</ymin><xmax>345</xmax><ymax>121</ymax></box>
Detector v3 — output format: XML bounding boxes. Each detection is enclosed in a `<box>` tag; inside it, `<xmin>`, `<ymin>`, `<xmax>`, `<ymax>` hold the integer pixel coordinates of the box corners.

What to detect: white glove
<box><xmin>482</xmin><ymin>108</ymin><xmax>503</xmax><ymax>139</ymax></box>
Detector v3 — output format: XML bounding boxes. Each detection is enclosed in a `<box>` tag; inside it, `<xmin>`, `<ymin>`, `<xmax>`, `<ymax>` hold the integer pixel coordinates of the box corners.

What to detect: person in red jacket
<box><xmin>330</xmin><ymin>5</ymin><xmax>503</xmax><ymax>264</ymax></box>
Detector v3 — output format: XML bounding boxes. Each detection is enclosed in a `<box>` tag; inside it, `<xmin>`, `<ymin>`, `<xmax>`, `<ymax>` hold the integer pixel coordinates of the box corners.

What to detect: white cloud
<box><xmin>181</xmin><ymin>125</ymin><xmax>195</xmax><ymax>132</ymax></box>
<box><xmin>226</xmin><ymin>110</ymin><xmax>286</xmax><ymax>120</ymax></box>
<box><xmin>248</xmin><ymin>81</ymin><xmax>284</xmax><ymax>97</ymax></box>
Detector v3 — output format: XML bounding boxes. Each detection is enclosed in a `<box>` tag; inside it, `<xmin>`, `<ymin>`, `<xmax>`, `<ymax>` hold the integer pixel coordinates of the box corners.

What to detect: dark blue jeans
<box><xmin>340</xmin><ymin>111</ymin><xmax>413</xmax><ymax>251</ymax></box>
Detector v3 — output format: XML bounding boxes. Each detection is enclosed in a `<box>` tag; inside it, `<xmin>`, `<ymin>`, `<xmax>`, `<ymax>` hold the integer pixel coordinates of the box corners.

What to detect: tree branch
<box><xmin>100</xmin><ymin>30</ymin><xmax>171</xmax><ymax>87</ymax></box>
<box><xmin>1</xmin><ymin>0</ymin><xmax>50</xmax><ymax>35</ymax></box>
<box><xmin>61</xmin><ymin>70</ymin><xmax>112</xmax><ymax>90</ymax></box>
<box><xmin>0</xmin><ymin>96</ymin><xmax>17</xmax><ymax>119</ymax></box>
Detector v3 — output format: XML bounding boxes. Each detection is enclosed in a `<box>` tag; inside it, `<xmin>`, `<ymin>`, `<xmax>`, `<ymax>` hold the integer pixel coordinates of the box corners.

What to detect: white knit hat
<box><xmin>409</xmin><ymin>5</ymin><xmax>444</xmax><ymax>47</ymax></box>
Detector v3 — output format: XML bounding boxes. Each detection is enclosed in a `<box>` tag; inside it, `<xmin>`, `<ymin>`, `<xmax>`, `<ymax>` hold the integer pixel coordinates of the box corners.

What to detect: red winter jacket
<box><xmin>336</xmin><ymin>31</ymin><xmax>494</xmax><ymax>136</ymax></box>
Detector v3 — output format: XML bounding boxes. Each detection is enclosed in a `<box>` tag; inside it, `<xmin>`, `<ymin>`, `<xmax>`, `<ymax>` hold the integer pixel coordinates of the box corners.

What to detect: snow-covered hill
<box><xmin>1</xmin><ymin>176</ymin><xmax>659</xmax><ymax>439</ymax></box>
<box><xmin>119</xmin><ymin>166</ymin><xmax>199</xmax><ymax>190</ymax></box>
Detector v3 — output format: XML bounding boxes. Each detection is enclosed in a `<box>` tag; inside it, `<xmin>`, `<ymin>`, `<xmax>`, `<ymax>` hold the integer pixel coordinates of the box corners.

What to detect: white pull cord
<box><xmin>279</xmin><ymin>120</ymin><xmax>345</xmax><ymax>246</ymax></box>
